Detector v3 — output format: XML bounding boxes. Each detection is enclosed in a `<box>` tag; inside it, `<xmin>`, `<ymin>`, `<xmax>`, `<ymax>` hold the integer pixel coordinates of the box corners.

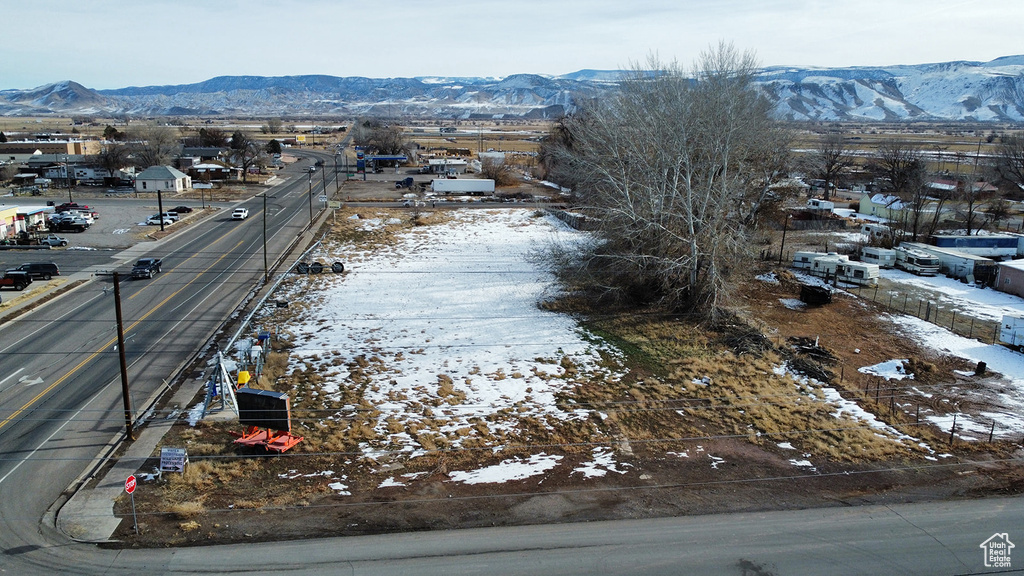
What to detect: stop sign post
<box><xmin>125</xmin><ymin>474</ymin><xmax>139</xmax><ymax>534</ymax></box>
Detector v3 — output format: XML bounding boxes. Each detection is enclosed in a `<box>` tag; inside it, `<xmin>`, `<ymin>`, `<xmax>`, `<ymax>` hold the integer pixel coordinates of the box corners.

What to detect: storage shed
<box><xmin>996</xmin><ymin>259</ymin><xmax>1024</xmax><ymax>298</ymax></box>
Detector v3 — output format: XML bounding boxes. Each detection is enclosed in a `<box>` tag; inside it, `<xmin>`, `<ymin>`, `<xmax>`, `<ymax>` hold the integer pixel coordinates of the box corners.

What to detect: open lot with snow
<box><xmin>121</xmin><ymin>208</ymin><xmax>1024</xmax><ymax>546</ymax></box>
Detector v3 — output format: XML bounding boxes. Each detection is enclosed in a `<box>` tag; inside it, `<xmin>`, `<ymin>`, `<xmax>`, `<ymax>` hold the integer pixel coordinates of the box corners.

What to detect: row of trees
<box><xmin>803</xmin><ymin>132</ymin><xmax>1023</xmax><ymax>242</ymax></box>
<box><xmin>95</xmin><ymin>125</ymin><xmax>284</xmax><ymax>183</ymax></box>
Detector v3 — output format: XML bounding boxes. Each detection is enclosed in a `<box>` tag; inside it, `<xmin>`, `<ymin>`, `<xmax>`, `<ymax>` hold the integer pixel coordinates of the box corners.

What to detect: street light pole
<box><xmin>308</xmin><ymin>171</ymin><xmax>313</xmax><ymax>229</ymax></box>
<box><xmin>334</xmin><ymin>152</ymin><xmax>340</xmax><ymax>194</ymax></box>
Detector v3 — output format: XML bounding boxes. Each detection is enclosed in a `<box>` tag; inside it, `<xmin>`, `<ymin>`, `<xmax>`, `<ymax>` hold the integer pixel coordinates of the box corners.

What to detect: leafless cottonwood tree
<box><xmin>96</xmin><ymin>144</ymin><xmax>130</xmax><ymax>183</ymax></box>
<box><xmin>128</xmin><ymin>124</ymin><xmax>181</xmax><ymax>168</ymax></box>
<box><xmin>804</xmin><ymin>133</ymin><xmax>853</xmax><ymax>201</ymax></box>
<box><xmin>230</xmin><ymin>131</ymin><xmax>265</xmax><ymax>183</ymax></box>
<box><xmin>995</xmin><ymin>135</ymin><xmax>1024</xmax><ymax>197</ymax></box>
<box><xmin>869</xmin><ymin>139</ymin><xmax>929</xmax><ymax>242</ymax></box>
<box><xmin>546</xmin><ymin>44</ymin><xmax>789</xmax><ymax>320</ymax></box>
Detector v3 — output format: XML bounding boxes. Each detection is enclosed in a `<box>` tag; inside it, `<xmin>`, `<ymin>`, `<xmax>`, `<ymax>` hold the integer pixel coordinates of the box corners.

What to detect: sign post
<box><xmin>160</xmin><ymin>447</ymin><xmax>188</xmax><ymax>473</ymax></box>
<box><xmin>125</xmin><ymin>474</ymin><xmax>139</xmax><ymax>535</ymax></box>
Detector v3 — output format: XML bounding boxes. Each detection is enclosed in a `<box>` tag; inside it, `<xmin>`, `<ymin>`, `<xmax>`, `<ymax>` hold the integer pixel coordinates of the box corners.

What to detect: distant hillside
<box><xmin>1</xmin><ymin>57</ymin><xmax>1022</xmax><ymax>121</ymax></box>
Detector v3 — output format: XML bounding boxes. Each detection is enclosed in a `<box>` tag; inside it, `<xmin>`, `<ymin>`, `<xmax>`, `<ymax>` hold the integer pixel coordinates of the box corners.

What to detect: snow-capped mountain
<box><xmin>1</xmin><ymin>56</ymin><xmax>1021</xmax><ymax>121</ymax></box>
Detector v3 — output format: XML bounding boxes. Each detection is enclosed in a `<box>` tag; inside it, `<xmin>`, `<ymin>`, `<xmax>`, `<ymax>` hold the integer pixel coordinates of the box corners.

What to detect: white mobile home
<box><xmin>861</xmin><ymin>246</ymin><xmax>896</xmax><ymax>268</ymax></box>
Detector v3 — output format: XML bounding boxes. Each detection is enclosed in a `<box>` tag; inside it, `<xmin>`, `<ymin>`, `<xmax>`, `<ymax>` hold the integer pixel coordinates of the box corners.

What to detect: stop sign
<box><xmin>125</xmin><ymin>474</ymin><xmax>137</xmax><ymax>494</ymax></box>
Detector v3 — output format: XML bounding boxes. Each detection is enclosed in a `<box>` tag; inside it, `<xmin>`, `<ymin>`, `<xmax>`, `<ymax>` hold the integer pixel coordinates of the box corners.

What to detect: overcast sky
<box><xmin>3</xmin><ymin>0</ymin><xmax>1020</xmax><ymax>90</ymax></box>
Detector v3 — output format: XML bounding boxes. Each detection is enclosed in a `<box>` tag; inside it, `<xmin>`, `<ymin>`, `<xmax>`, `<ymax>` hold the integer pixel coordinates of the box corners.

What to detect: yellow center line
<box><xmin>0</xmin><ymin>238</ymin><xmax>247</xmax><ymax>433</ymax></box>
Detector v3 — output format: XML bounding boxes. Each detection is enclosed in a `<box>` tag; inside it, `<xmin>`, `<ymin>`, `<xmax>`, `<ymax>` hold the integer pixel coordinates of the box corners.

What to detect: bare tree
<box><xmin>804</xmin><ymin>133</ymin><xmax>853</xmax><ymax>201</ymax></box>
<box><xmin>547</xmin><ymin>44</ymin><xmax>786</xmax><ymax>320</ymax></box>
<box><xmin>96</xmin><ymin>144</ymin><xmax>130</xmax><ymax>184</ymax></box>
<box><xmin>261</xmin><ymin>118</ymin><xmax>283</xmax><ymax>134</ymax></box>
<box><xmin>959</xmin><ymin>139</ymin><xmax>986</xmax><ymax>235</ymax></box>
<box><xmin>230</xmin><ymin>131</ymin><xmax>263</xmax><ymax>183</ymax></box>
<box><xmin>479</xmin><ymin>157</ymin><xmax>518</xmax><ymax>187</ymax></box>
<box><xmin>128</xmin><ymin>124</ymin><xmax>180</xmax><ymax>168</ymax></box>
<box><xmin>869</xmin><ymin>139</ymin><xmax>928</xmax><ymax>242</ymax></box>
<box><xmin>994</xmin><ymin>135</ymin><xmax>1024</xmax><ymax>198</ymax></box>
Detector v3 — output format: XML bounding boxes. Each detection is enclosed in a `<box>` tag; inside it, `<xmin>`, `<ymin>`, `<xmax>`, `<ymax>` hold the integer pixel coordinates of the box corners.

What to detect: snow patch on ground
<box><xmin>449</xmin><ymin>453</ymin><xmax>563</xmax><ymax>484</ymax></box>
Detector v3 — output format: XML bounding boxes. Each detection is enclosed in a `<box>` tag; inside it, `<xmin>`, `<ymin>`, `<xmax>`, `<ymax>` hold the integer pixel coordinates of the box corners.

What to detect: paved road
<box><xmin>0</xmin><ymin>153</ymin><xmax>335</xmax><ymax>575</ymax></box>
<box><xmin>8</xmin><ymin>494</ymin><xmax>1024</xmax><ymax>575</ymax></box>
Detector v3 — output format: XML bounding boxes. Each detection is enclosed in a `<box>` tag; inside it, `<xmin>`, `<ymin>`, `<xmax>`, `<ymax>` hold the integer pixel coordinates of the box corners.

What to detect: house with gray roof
<box><xmin>135</xmin><ymin>166</ymin><xmax>192</xmax><ymax>194</ymax></box>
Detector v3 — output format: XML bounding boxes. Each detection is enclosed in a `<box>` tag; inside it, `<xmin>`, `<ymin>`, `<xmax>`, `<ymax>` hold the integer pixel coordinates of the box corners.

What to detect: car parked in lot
<box><xmin>0</xmin><ymin>270</ymin><xmax>32</xmax><ymax>290</ymax></box>
<box><xmin>12</xmin><ymin>262</ymin><xmax>59</xmax><ymax>280</ymax></box>
<box><xmin>232</xmin><ymin>208</ymin><xmax>249</xmax><ymax>220</ymax></box>
<box><xmin>171</xmin><ymin>206</ymin><xmax>194</xmax><ymax>213</ymax></box>
<box><xmin>39</xmin><ymin>234</ymin><xmax>69</xmax><ymax>247</ymax></box>
<box><xmin>146</xmin><ymin>216</ymin><xmax>174</xmax><ymax>226</ymax></box>
<box><xmin>131</xmin><ymin>258</ymin><xmax>162</xmax><ymax>279</ymax></box>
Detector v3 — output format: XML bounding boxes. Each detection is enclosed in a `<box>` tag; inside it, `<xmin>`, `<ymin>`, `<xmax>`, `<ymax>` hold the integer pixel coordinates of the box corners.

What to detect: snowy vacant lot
<box><xmin>274</xmin><ymin>209</ymin><xmax>629</xmax><ymax>482</ymax></box>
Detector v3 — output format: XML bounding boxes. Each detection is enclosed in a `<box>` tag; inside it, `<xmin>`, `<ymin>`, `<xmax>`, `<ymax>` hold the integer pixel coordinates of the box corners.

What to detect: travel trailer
<box><xmin>861</xmin><ymin>246</ymin><xmax>896</xmax><ymax>269</ymax></box>
<box><xmin>796</xmin><ymin>252</ymin><xmax>880</xmax><ymax>286</ymax></box>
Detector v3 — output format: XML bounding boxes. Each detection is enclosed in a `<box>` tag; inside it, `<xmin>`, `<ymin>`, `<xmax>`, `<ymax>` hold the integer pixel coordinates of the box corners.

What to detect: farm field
<box><xmin>114</xmin><ymin>207</ymin><xmax>1024</xmax><ymax>546</ymax></box>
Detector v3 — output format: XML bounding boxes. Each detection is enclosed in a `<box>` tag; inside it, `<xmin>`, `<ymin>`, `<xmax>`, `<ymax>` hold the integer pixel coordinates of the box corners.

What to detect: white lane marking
<box><xmin>0</xmin><ymin>368</ymin><xmax>25</xmax><ymax>391</ymax></box>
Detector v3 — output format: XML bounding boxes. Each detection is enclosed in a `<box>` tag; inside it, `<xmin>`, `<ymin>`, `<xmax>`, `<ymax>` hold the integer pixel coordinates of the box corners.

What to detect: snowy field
<box><xmin>890</xmin><ymin>314</ymin><xmax>1024</xmax><ymax>440</ymax></box>
<box><xmin>271</xmin><ymin>209</ymin><xmax>629</xmax><ymax>484</ymax></box>
<box><xmin>881</xmin><ymin>268</ymin><xmax>1024</xmax><ymax>322</ymax></box>
<box><xmin>257</xmin><ymin>210</ymin><xmax>1024</xmax><ymax>488</ymax></box>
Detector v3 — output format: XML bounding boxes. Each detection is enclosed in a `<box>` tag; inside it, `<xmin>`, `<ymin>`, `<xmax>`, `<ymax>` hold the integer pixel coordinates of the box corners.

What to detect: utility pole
<box><xmin>334</xmin><ymin>152</ymin><xmax>340</xmax><ymax>194</ymax></box>
<box><xmin>307</xmin><ymin>170</ymin><xmax>313</xmax><ymax>229</ymax></box>
<box><xmin>157</xmin><ymin>189</ymin><xmax>165</xmax><ymax>232</ymax></box>
<box><xmin>262</xmin><ymin>193</ymin><xmax>268</xmax><ymax>283</ymax></box>
<box><xmin>321</xmin><ymin>159</ymin><xmax>327</xmax><ymax>198</ymax></box>
<box><xmin>113</xmin><ymin>273</ymin><xmax>134</xmax><ymax>441</ymax></box>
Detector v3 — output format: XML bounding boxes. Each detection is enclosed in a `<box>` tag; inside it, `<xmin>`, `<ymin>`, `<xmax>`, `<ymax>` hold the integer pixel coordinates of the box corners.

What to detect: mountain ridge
<box><xmin>1</xmin><ymin>56</ymin><xmax>1022</xmax><ymax>121</ymax></box>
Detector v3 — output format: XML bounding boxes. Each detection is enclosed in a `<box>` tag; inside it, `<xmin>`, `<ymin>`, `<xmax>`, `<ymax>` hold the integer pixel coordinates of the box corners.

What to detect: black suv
<box><xmin>13</xmin><ymin>262</ymin><xmax>60</xmax><ymax>280</ymax></box>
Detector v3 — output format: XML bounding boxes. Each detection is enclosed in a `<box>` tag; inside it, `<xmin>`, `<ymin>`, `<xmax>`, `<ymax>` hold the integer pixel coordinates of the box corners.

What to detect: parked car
<box><xmin>12</xmin><ymin>262</ymin><xmax>59</xmax><ymax>280</ymax></box>
<box><xmin>171</xmin><ymin>206</ymin><xmax>194</xmax><ymax>213</ymax></box>
<box><xmin>131</xmin><ymin>257</ymin><xmax>162</xmax><ymax>279</ymax></box>
<box><xmin>39</xmin><ymin>235</ymin><xmax>69</xmax><ymax>247</ymax></box>
<box><xmin>146</xmin><ymin>216</ymin><xmax>174</xmax><ymax>226</ymax></box>
<box><xmin>53</xmin><ymin>218</ymin><xmax>89</xmax><ymax>233</ymax></box>
<box><xmin>0</xmin><ymin>270</ymin><xmax>32</xmax><ymax>290</ymax></box>
<box><xmin>55</xmin><ymin>202</ymin><xmax>89</xmax><ymax>213</ymax></box>
<box><xmin>232</xmin><ymin>208</ymin><xmax>249</xmax><ymax>220</ymax></box>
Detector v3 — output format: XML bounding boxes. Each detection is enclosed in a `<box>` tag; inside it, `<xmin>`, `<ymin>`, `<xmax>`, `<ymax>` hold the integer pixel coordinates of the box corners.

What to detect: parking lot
<box><xmin>0</xmin><ymin>194</ymin><xmax>222</xmax><ymax>275</ymax></box>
